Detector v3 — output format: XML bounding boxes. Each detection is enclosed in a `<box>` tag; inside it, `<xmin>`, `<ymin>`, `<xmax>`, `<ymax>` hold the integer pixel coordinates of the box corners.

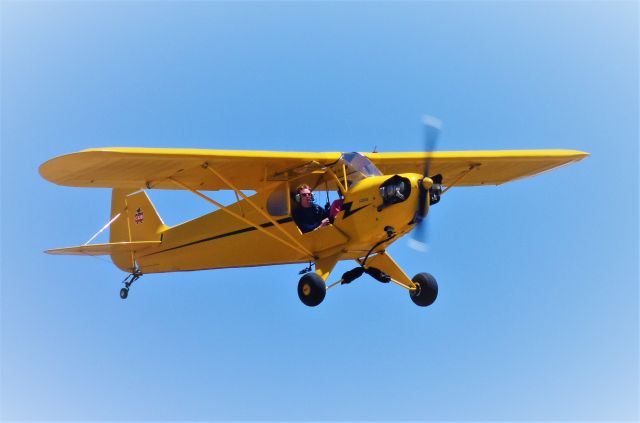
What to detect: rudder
<box><xmin>110</xmin><ymin>189</ymin><xmax>167</xmax><ymax>272</ymax></box>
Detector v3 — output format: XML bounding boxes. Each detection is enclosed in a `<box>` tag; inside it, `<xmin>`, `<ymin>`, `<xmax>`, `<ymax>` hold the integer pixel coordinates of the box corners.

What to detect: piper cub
<box><xmin>40</xmin><ymin>147</ymin><xmax>587</xmax><ymax>307</ymax></box>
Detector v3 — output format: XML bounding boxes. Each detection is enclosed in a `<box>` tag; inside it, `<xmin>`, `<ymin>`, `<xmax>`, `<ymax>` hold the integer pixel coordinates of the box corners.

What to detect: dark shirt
<box><xmin>293</xmin><ymin>203</ymin><xmax>327</xmax><ymax>233</ymax></box>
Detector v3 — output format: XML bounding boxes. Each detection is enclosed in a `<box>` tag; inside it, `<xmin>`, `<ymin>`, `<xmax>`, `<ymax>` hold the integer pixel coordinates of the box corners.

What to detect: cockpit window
<box><xmin>266</xmin><ymin>182</ymin><xmax>289</xmax><ymax>216</ymax></box>
<box><xmin>330</xmin><ymin>152</ymin><xmax>382</xmax><ymax>188</ymax></box>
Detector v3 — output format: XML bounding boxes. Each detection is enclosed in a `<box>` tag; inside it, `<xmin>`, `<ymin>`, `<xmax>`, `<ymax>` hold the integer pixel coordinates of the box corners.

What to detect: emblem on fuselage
<box><xmin>134</xmin><ymin>208</ymin><xmax>144</xmax><ymax>224</ymax></box>
<box><xmin>342</xmin><ymin>202</ymin><xmax>368</xmax><ymax>219</ymax></box>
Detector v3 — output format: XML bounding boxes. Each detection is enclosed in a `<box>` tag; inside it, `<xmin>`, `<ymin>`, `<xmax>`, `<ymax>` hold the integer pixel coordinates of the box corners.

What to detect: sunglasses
<box><xmin>300</xmin><ymin>193</ymin><xmax>312</xmax><ymax>197</ymax></box>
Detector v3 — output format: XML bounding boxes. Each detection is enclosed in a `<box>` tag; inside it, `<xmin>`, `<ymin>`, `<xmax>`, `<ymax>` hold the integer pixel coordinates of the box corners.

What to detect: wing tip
<box><xmin>574</xmin><ymin>150</ymin><xmax>590</xmax><ymax>160</ymax></box>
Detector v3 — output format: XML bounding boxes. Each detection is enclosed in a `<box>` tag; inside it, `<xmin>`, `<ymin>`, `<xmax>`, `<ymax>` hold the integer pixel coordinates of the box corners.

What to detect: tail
<box><xmin>110</xmin><ymin>189</ymin><xmax>168</xmax><ymax>272</ymax></box>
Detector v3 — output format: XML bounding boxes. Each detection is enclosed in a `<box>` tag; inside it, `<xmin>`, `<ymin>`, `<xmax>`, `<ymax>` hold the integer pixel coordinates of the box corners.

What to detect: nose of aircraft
<box><xmin>421</xmin><ymin>177</ymin><xmax>433</xmax><ymax>190</ymax></box>
<box><xmin>416</xmin><ymin>176</ymin><xmax>432</xmax><ymax>222</ymax></box>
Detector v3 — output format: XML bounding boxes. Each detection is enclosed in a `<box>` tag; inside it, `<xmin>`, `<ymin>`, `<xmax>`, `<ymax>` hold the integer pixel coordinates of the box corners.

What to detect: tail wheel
<box><xmin>410</xmin><ymin>272</ymin><xmax>438</xmax><ymax>307</ymax></box>
<box><xmin>297</xmin><ymin>273</ymin><xmax>326</xmax><ymax>307</ymax></box>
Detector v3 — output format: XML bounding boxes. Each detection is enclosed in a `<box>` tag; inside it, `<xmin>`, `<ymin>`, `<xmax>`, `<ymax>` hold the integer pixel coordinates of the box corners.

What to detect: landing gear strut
<box><xmin>120</xmin><ymin>270</ymin><xmax>142</xmax><ymax>300</ymax></box>
<box><xmin>295</xmin><ymin>259</ymin><xmax>438</xmax><ymax>308</ymax></box>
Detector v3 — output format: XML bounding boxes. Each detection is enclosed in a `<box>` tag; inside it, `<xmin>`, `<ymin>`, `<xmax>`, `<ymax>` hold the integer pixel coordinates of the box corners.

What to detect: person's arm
<box><xmin>299</xmin><ymin>221</ymin><xmax>320</xmax><ymax>233</ymax></box>
<box><xmin>316</xmin><ymin>204</ymin><xmax>330</xmax><ymax>228</ymax></box>
<box><xmin>329</xmin><ymin>199</ymin><xmax>344</xmax><ymax>221</ymax></box>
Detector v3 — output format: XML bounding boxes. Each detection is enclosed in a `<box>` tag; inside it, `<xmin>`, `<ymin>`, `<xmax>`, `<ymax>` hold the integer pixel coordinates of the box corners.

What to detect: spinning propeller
<box><xmin>409</xmin><ymin>115</ymin><xmax>443</xmax><ymax>252</ymax></box>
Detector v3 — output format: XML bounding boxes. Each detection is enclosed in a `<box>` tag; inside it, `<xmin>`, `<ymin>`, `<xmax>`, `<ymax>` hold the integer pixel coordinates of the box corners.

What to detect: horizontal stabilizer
<box><xmin>45</xmin><ymin>241</ymin><xmax>161</xmax><ymax>256</ymax></box>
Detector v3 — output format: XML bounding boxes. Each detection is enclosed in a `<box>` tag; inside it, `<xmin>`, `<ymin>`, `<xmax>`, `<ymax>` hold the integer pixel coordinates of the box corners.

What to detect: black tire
<box><xmin>410</xmin><ymin>272</ymin><xmax>438</xmax><ymax>307</ymax></box>
<box><xmin>120</xmin><ymin>288</ymin><xmax>129</xmax><ymax>299</ymax></box>
<box><xmin>297</xmin><ymin>273</ymin><xmax>326</xmax><ymax>307</ymax></box>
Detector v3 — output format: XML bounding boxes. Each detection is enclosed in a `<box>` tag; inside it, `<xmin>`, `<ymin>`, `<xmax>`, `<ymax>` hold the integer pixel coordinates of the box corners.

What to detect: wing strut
<box><xmin>357</xmin><ymin>252</ymin><xmax>417</xmax><ymax>291</ymax></box>
<box><xmin>169</xmin><ymin>177</ymin><xmax>317</xmax><ymax>261</ymax></box>
<box><xmin>441</xmin><ymin>164</ymin><xmax>480</xmax><ymax>195</ymax></box>
<box><xmin>84</xmin><ymin>212</ymin><xmax>122</xmax><ymax>245</ymax></box>
<box><xmin>202</xmin><ymin>164</ymin><xmax>316</xmax><ymax>259</ymax></box>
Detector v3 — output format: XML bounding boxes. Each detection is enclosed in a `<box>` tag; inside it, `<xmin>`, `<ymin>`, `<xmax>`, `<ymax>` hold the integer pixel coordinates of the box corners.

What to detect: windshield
<box><xmin>334</xmin><ymin>152</ymin><xmax>382</xmax><ymax>188</ymax></box>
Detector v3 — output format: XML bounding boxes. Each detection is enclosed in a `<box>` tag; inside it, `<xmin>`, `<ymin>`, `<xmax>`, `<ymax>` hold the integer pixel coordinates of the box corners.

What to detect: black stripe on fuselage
<box><xmin>144</xmin><ymin>217</ymin><xmax>294</xmax><ymax>257</ymax></box>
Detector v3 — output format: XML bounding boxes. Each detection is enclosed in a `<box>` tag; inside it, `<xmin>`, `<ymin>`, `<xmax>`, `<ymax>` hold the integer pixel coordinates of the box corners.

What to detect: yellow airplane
<box><xmin>40</xmin><ymin>147</ymin><xmax>588</xmax><ymax>306</ymax></box>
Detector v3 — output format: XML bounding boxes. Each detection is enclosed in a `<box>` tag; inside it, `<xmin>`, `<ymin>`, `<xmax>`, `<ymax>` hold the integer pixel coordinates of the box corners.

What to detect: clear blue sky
<box><xmin>1</xmin><ymin>1</ymin><xmax>638</xmax><ymax>421</ymax></box>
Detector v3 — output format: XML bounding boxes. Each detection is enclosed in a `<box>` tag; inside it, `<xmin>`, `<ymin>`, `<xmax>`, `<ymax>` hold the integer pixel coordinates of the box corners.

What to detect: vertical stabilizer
<box><xmin>110</xmin><ymin>189</ymin><xmax>167</xmax><ymax>272</ymax></box>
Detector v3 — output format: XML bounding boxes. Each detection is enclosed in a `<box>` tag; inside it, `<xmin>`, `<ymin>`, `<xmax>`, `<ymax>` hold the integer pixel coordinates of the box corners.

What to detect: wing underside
<box><xmin>39</xmin><ymin>148</ymin><xmax>588</xmax><ymax>191</ymax></box>
<box><xmin>39</xmin><ymin>148</ymin><xmax>341</xmax><ymax>191</ymax></box>
<box><xmin>366</xmin><ymin>150</ymin><xmax>589</xmax><ymax>186</ymax></box>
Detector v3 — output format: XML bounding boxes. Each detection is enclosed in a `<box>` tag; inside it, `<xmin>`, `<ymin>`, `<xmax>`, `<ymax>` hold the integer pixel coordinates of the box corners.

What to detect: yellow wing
<box><xmin>39</xmin><ymin>148</ymin><xmax>341</xmax><ymax>191</ymax></box>
<box><xmin>364</xmin><ymin>150</ymin><xmax>588</xmax><ymax>186</ymax></box>
<box><xmin>39</xmin><ymin>147</ymin><xmax>588</xmax><ymax>191</ymax></box>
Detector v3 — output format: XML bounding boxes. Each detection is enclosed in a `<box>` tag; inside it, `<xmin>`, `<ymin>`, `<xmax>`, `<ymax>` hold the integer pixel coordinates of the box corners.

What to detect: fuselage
<box><xmin>131</xmin><ymin>172</ymin><xmax>425</xmax><ymax>274</ymax></box>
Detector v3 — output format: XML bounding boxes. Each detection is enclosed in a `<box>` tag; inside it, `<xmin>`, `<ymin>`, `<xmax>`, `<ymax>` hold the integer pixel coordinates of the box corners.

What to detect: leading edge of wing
<box><xmin>75</xmin><ymin>147</ymin><xmax>341</xmax><ymax>160</ymax></box>
<box><xmin>365</xmin><ymin>149</ymin><xmax>589</xmax><ymax>161</ymax></box>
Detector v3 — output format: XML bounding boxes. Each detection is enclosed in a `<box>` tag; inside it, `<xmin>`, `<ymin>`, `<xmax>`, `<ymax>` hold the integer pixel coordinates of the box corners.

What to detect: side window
<box><xmin>266</xmin><ymin>183</ymin><xmax>290</xmax><ymax>216</ymax></box>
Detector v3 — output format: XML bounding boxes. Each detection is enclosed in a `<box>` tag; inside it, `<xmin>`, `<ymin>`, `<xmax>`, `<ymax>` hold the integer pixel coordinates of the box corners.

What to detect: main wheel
<box><xmin>120</xmin><ymin>288</ymin><xmax>129</xmax><ymax>299</ymax></box>
<box><xmin>410</xmin><ymin>272</ymin><xmax>438</xmax><ymax>307</ymax></box>
<box><xmin>297</xmin><ymin>273</ymin><xmax>326</xmax><ymax>307</ymax></box>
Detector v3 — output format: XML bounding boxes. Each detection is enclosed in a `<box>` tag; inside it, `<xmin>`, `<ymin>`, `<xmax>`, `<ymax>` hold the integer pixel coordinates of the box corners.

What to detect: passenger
<box><xmin>328</xmin><ymin>188</ymin><xmax>344</xmax><ymax>222</ymax></box>
<box><xmin>292</xmin><ymin>184</ymin><xmax>329</xmax><ymax>233</ymax></box>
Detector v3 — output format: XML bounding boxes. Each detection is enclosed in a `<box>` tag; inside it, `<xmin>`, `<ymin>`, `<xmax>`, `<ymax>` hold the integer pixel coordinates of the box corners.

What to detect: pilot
<box><xmin>293</xmin><ymin>184</ymin><xmax>329</xmax><ymax>233</ymax></box>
